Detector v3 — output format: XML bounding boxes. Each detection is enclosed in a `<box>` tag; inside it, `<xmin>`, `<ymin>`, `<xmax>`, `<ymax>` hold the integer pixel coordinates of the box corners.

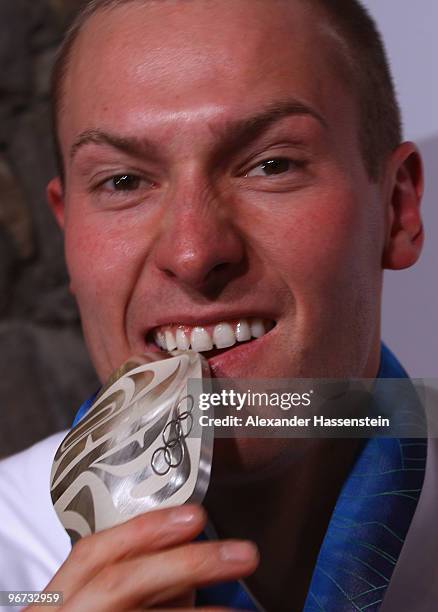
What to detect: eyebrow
<box><xmin>214</xmin><ymin>99</ymin><xmax>327</xmax><ymax>155</ymax></box>
<box><xmin>69</xmin><ymin>99</ymin><xmax>327</xmax><ymax>163</ymax></box>
<box><xmin>70</xmin><ymin>130</ymin><xmax>161</xmax><ymax>162</ymax></box>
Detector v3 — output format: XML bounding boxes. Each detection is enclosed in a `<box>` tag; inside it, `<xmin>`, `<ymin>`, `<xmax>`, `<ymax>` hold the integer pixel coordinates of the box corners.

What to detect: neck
<box><xmin>204</xmin><ymin>438</ymin><xmax>363</xmax><ymax>611</ymax></box>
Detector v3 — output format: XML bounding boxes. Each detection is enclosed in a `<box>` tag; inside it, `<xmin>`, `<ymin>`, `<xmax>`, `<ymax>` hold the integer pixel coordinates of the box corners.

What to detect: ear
<box><xmin>47</xmin><ymin>176</ymin><xmax>75</xmax><ymax>296</ymax></box>
<box><xmin>47</xmin><ymin>177</ymin><xmax>66</xmax><ymax>230</ymax></box>
<box><xmin>382</xmin><ymin>142</ymin><xmax>424</xmax><ymax>270</ymax></box>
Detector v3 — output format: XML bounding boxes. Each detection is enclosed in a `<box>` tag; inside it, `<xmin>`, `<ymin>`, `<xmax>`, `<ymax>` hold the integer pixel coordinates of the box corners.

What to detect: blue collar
<box><xmin>196</xmin><ymin>344</ymin><xmax>427</xmax><ymax>611</ymax></box>
<box><xmin>72</xmin><ymin>344</ymin><xmax>426</xmax><ymax>611</ymax></box>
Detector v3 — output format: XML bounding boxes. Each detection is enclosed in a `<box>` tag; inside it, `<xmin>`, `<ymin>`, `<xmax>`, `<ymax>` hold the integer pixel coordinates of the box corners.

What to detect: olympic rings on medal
<box><xmin>151</xmin><ymin>395</ymin><xmax>194</xmax><ymax>476</ymax></box>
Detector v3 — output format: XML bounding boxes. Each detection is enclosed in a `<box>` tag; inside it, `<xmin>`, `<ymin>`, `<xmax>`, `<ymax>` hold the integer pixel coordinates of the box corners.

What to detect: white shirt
<box><xmin>0</xmin><ymin>432</ymin><xmax>71</xmax><ymax>610</ymax></box>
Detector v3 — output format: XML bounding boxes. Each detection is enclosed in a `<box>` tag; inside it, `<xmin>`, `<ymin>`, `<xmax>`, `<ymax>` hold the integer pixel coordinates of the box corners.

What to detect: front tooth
<box><xmin>250</xmin><ymin>318</ymin><xmax>266</xmax><ymax>338</ymax></box>
<box><xmin>176</xmin><ymin>328</ymin><xmax>190</xmax><ymax>350</ymax></box>
<box><xmin>153</xmin><ymin>331</ymin><xmax>162</xmax><ymax>349</ymax></box>
<box><xmin>164</xmin><ymin>330</ymin><xmax>177</xmax><ymax>351</ymax></box>
<box><xmin>236</xmin><ymin>319</ymin><xmax>251</xmax><ymax>342</ymax></box>
<box><xmin>156</xmin><ymin>331</ymin><xmax>166</xmax><ymax>349</ymax></box>
<box><xmin>191</xmin><ymin>327</ymin><xmax>213</xmax><ymax>351</ymax></box>
<box><xmin>213</xmin><ymin>323</ymin><xmax>236</xmax><ymax>349</ymax></box>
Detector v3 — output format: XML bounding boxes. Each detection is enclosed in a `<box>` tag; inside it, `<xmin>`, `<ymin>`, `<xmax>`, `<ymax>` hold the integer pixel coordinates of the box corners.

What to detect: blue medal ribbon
<box><xmin>72</xmin><ymin>345</ymin><xmax>426</xmax><ymax>611</ymax></box>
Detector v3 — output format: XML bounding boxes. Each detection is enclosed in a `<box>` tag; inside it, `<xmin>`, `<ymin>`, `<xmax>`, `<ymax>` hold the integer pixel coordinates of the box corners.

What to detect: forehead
<box><xmin>62</xmin><ymin>0</ymin><xmax>355</xmax><ymax>148</ymax></box>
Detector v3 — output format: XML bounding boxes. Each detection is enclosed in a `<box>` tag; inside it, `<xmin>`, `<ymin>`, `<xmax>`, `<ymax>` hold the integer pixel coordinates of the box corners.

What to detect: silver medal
<box><xmin>50</xmin><ymin>350</ymin><xmax>213</xmax><ymax>542</ymax></box>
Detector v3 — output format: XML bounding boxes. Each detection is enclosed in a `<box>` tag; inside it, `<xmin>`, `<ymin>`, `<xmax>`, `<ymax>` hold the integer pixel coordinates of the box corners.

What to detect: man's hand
<box><xmin>26</xmin><ymin>504</ymin><xmax>258</xmax><ymax>611</ymax></box>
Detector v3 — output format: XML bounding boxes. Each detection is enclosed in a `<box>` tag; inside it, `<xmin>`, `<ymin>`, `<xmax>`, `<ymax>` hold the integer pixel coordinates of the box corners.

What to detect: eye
<box><xmin>245</xmin><ymin>158</ymin><xmax>302</xmax><ymax>178</ymax></box>
<box><xmin>103</xmin><ymin>174</ymin><xmax>144</xmax><ymax>191</ymax></box>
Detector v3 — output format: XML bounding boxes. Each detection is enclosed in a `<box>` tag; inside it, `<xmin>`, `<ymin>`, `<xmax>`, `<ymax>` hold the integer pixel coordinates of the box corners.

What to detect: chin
<box><xmin>209</xmin><ymin>437</ymin><xmax>310</xmax><ymax>486</ymax></box>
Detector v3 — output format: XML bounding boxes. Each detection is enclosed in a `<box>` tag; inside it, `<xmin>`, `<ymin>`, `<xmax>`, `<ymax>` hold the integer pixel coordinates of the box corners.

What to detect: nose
<box><xmin>152</xmin><ymin>180</ymin><xmax>245</xmax><ymax>296</ymax></box>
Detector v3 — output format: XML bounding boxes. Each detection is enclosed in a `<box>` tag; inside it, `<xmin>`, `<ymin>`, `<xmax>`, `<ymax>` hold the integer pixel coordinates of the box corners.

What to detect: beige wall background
<box><xmin>363</xmin><ymin>0</ymin><xmax>438</xmax><ymax>377</ymax></box>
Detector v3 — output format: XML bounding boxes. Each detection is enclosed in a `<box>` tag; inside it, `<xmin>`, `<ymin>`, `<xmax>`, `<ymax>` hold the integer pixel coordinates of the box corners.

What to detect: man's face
<box><xmin>53</xmin><ymin>0</ymin><xmax>385</xmax><ymax>383</ymax></box>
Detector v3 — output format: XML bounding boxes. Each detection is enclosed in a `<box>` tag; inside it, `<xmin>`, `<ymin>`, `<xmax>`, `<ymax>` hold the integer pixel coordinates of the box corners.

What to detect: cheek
<box><xmin>64</xmin><ymin>210</ymin><xmax>152</xmax><ymax>310</ymax></box>
<box><xmin>245</xmin><ymin>182</ymin><xmax>383</xmax><ymax>306</ymax></box>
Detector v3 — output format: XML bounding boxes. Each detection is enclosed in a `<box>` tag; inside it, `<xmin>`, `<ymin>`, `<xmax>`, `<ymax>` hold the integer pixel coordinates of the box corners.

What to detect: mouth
<box><xmin>146</xmin><ymin>317</ymin><xmax>276</xmax><ymax>361</ymax></box>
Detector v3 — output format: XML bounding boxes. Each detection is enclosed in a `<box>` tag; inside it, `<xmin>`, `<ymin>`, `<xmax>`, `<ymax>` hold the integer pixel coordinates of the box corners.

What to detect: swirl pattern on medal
<box><xmin>50</xmin><ymin>358</ymin><xmax>198</xmax><ymax>541</ymax></box>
